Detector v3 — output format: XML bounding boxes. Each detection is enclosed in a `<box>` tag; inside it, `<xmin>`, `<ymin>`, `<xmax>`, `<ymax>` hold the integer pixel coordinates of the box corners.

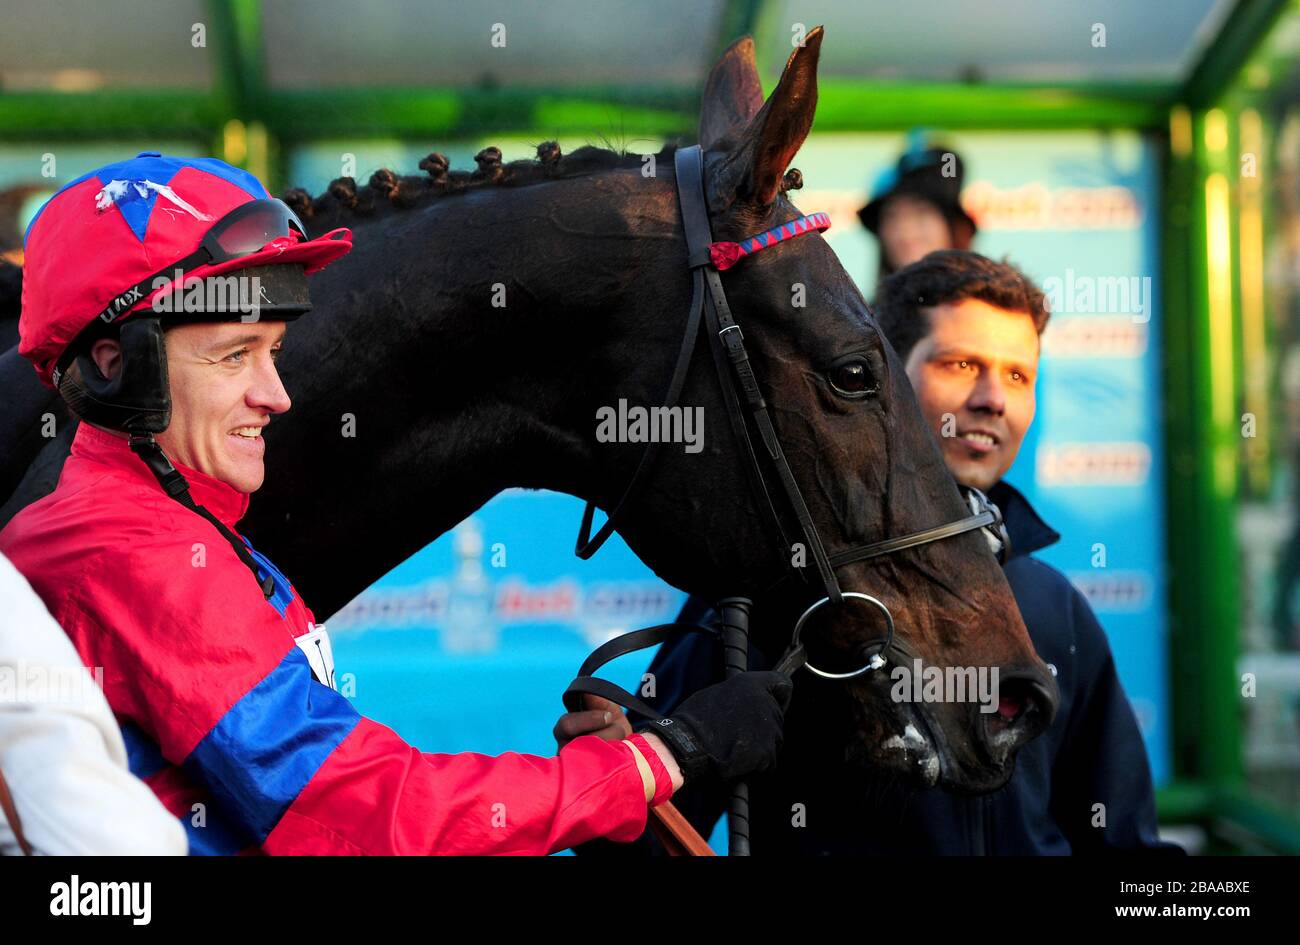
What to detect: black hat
<box><xmin>857</xmin><ymin>146</ymin><xmax>977</xmax><ymax>236</ymax></box>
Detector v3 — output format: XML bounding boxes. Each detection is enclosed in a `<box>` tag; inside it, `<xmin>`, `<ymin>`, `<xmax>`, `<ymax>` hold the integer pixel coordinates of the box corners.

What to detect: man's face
<box><xmin>155</xmin><ymin>321</ymin><xmax>291</xmax><ymax>494</ymax></box>
<box><xmin>903</xmin><ymin>298</ymin><xmax>1039</xmax><ymax>491</ymax></box>
<box><xmin>878</xmin><ymin>194</ymin><xmax>951</xmax><ymax>270</ymax></box>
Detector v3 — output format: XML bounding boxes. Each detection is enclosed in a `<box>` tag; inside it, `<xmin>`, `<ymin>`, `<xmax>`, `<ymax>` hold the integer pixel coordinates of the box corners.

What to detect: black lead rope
<box><xmin>129</xmin><ymin>433</ymin><xmax>275</xmax><ymax>600</ymax></box>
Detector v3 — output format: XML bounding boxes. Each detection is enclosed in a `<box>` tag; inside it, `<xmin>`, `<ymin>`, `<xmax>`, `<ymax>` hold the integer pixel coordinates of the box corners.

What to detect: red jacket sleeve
<box><xmin>270</xmin><ymin>724</ymin><xmax>649</xmax><ymax>854</ymax></box>
<box><xmin>68</xmin><ymin>540</ymin><xmax>650</xmax><ymax>855</ymax></box>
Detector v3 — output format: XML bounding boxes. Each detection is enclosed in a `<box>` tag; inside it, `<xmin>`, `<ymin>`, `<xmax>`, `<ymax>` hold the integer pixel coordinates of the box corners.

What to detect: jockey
<box><xmin>0</xmin><ymin>152</ymin><xmax>792</xmax><ymax>855</ymax></box>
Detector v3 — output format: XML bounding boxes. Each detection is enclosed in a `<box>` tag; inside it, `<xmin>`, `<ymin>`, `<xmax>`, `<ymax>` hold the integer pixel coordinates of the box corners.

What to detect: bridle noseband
<box><xmin>574</xmin><ymin>145</ymin><xmax>1006</xmax><ymax>678</ymax></box>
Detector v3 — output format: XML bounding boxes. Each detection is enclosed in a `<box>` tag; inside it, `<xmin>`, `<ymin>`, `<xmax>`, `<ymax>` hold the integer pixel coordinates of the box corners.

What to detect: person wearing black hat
<box><xmin>858</xmin><ymin>144</ymin><xmax>978</xmax><ymax>287</ymax></box>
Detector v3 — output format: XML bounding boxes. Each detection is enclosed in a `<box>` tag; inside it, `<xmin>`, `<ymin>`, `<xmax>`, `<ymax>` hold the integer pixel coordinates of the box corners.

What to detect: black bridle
<box><xmin>564</xmin><ymin>145</ymin><xmax>1009</xmax><ymax>855</ymax></box>
<box><xmin>572</xmin><ymin>144</ymin><xmax>1005</xmax><ymax>679</ymax></box>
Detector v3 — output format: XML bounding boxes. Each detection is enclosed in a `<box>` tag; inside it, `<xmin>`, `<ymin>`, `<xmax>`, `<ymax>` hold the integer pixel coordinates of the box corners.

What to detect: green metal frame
<box><xmin>1182</xmin><ymin>0</ymin><xmax>1293</xmax><ymax>107</ymax></box>
<box><xmin>0</xmin><ymin>91</ymin><xmax>224</xmax><ymax>140</ymax></box>
<box><xmin>0</xmin><ymin>83</ymin><xmax>1170</xmax><ymax>144</ymax></box>
<box><xmin>0</xmin><ymin>0</ymin><xmax>1179</xmax><ymax>180</ymax></box>
<box><xmin>1162</xmin><ymin>103</ymin><xmax>1243</xmax><ymax>788</ymax></box>
<box><xmin>1158</xmin><ymin>0</ymin><xmax>1300</xmax><ymax>853</ymax></box>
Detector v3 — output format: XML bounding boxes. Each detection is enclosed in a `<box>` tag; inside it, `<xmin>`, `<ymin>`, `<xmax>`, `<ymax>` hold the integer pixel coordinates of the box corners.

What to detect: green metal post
<box><xmin>1170</xmin><ymin>104</ymin><xmax>1244</xmax><ymax>787</ymax></box>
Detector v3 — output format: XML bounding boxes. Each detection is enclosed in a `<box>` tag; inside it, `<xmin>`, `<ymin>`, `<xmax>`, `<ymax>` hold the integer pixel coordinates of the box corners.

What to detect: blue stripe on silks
<box><xmin>241</xmin><ymin>537</ymin><xmax>294</xmax><ymax>618</ymax></box>
<box><xmin>183</xmin><ymin>807</ymin><xmax>252</xmax><ymax>856</ymax></box>
<box><xmin>183</xmin><ymin>646</ymin><xmax>361</xmax><ymax>844</ymax></box>
<box><xmin>119</xmin><ymin>719</ymin><xmax>167</xmax><ymax>780</ymax></box>
<box><xmin>119</xmin><ymin>719</ymin><xmax>255</xmax><ymax>855</ymax></box>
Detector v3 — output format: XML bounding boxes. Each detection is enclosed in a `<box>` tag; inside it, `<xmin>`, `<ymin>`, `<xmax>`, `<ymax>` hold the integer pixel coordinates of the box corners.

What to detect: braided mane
<box><xmin>281</xmin><ymin>141</ymin><xmax>674</xmax><ymax>231</ymax></box>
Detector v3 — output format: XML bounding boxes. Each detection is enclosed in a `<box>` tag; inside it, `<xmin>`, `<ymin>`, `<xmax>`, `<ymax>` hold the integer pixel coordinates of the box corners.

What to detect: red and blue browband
<box><xmin>709</xmin><ymin>212</ymin><xmax>831</xmax><ymax>271</ymax></box>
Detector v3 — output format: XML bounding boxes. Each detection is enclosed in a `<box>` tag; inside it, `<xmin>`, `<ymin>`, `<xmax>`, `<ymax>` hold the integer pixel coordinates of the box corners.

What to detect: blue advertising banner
<box><xmin>326</xmin><ymin>492</ymin><xmax>686</xmax><ymax>758</ymax></box>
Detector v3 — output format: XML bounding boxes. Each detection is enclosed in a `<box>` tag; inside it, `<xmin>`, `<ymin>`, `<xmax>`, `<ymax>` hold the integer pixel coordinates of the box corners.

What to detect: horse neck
<box><xmin>248</xmin><ymin>169</ymin><xmax>684</xmax><ymax>615</ymax></box>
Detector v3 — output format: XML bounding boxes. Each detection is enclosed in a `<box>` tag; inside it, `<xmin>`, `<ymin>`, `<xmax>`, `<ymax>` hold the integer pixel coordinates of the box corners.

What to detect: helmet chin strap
<box><xmin>128</xmin><ymin>432</ymin><xmax>275</xmax><ymax>600</ymax></box>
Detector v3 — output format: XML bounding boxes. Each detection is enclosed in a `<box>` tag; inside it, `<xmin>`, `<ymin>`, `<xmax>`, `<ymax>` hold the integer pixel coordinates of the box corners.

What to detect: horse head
<box><xmin>596</xmin><ymin>30</ymin><xmax>1059</xmax><ymax>793</ymax></box>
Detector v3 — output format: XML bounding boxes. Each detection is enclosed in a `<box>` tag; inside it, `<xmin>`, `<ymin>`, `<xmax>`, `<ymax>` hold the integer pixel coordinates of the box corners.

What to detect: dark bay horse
<box><xmin>0</xmin><ymin>29</ymin><xmax>1056</xmax><ymax>794</ymax></box>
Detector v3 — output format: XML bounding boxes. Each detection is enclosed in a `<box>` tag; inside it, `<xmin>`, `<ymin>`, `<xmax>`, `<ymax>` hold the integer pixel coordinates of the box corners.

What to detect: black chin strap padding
<box><xmin>57</xmin><ymin>317</ymin><xmax>172</xmax><ymax>435</ymax></box>
<box><xmin>128</xmin><ymin>434</ymin><xmax>275</xmax><ymax>600</ymax></box>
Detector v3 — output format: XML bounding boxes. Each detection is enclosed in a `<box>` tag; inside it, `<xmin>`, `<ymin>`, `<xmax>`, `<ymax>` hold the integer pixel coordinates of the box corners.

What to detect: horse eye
<box><xmin>829</xmin><ymin>359</ymin><xmax>877</xmax><ymax>397</ymax></box>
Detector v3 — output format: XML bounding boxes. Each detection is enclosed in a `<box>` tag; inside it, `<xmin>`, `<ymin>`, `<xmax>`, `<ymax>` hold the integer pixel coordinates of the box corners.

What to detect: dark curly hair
<box><xmin>874</xmin><ymin>250</ymin><xmax>1049</xmax><ymax>361</ymax></box>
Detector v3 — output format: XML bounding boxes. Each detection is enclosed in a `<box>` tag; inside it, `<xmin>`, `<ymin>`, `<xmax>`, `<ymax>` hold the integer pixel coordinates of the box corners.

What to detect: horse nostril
<box><xmin>987</xmin><ymin>675</ymin><xmax>1060</xmax><ymax>733</ymax></box>
<box><xmin>996</xmin><ymin>692</ymin><xmax>1023</xmax><ymax>722</ymax></box>
<box><xmin>982</xmin><ymin>673</ymin><xmax>1058</xmax><ymax>751</ymax></box>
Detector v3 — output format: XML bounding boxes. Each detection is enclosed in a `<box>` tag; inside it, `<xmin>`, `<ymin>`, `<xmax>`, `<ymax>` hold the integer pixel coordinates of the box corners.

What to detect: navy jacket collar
<box><xmin>987</xmin><ymin>479</ymin><xmax>1059</xmax><ymax>560</ymax></box>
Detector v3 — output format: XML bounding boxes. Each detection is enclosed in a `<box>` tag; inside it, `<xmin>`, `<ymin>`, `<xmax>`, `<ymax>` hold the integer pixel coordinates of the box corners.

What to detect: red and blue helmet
<box><xmin>20</xmin><ymin>151</ymin><xmax>351</xmax><ymax>389</ymax></box>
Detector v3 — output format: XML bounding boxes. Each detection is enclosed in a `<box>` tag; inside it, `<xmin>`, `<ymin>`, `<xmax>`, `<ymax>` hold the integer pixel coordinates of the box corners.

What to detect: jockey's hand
<box><xmin>553</xmin><ymin>694</ymin><xmax>633</xmax><ymax>750</ymax></box>
<box><xmin>635</xmin><ymin>671</ymin><xmax>793</xmax><ymax>783</ymax></box>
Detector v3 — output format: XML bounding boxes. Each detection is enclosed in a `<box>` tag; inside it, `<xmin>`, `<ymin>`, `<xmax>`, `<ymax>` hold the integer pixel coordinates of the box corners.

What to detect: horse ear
<box><xmin>705</xmin><ymin>26</ymin><xmax>823</xmax><ymax>211</ymax></box>
<box><xmin>699</xmin><ymin>36</ymin><xmax>765</xmax><ymax>150</ymax></box>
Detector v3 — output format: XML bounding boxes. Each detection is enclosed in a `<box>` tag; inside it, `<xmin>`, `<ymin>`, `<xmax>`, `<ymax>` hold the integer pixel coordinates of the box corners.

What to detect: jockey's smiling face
<box><xmin>92</xmin><ymin>320</ymin><xmax>292</xmax><ymax>494</ymax></box>
<box><xmin>902</xmin><ymin>297</ymin><xmax>1040</xmax><ymax>492</ymax></box>
<box><xmin>155</xmin><ymin>321</ymin><xmax>292</xmax><ymax>493</ymax></box>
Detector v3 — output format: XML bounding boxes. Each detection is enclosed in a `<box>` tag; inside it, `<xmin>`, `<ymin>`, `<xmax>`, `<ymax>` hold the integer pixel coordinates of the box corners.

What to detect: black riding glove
<box><xmin>636</xmin><ymin>671</ymin><xmax>793</xmax><ymax>783</ymax></box>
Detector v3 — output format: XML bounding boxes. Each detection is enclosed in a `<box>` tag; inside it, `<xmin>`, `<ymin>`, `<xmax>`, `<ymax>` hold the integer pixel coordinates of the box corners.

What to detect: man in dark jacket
<box><xmin>562</xmin><ymin>250</ymin><xmax>1179</xmax><ymax>855</ymax></box>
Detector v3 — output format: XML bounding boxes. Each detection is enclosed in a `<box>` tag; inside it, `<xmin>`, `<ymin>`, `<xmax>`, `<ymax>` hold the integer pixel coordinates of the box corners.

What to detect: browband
<box><xmin>708</xmin><ymin>212</ymin><xmax>831</xmax><ymax>271</ymax></box>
